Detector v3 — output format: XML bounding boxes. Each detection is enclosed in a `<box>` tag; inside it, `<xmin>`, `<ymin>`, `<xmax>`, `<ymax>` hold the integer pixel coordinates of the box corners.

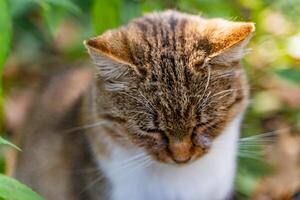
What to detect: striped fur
<box><xmin>83</xmin><ymin>11</ymin><xmax>255</xmax><ymax>200</ymax></box>
<box><xmin>84</xmin><ymin>10</ymin><xmax>253</xmax><ymax>164</ymax></box>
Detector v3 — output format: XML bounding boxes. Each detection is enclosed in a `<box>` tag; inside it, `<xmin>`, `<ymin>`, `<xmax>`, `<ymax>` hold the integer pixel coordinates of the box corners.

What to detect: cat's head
<box><xmin>84</xmin><ymin>11</ymin><xmax>254</xmax><ymax>164</ymax></box>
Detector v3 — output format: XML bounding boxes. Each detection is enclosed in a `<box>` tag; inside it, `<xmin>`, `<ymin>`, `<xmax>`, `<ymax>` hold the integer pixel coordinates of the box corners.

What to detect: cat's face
<box><xmin>85</xmin><ymin>11</ymin><xmax>254</xmax><ymax>164</ymax></box>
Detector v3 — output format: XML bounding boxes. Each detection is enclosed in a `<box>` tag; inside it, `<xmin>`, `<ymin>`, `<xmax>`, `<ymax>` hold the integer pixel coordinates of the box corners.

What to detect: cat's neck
<box><xmin>88</xmin><ymin>113</ymin><xmax>243</xmax><ymax>200</ymax></box>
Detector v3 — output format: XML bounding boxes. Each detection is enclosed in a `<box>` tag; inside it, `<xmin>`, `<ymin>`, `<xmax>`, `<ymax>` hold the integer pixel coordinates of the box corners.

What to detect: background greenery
<box><xmin>1</xmin><ymin>0</ymin><xmax>300</xmax><ymax>199</ymax></box>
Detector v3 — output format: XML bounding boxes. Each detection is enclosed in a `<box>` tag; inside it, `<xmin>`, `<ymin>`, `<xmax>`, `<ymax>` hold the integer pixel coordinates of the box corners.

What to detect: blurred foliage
<box><xmin>0</xmin><ymin>174</ymin><xmax>44</xmax><ymax>200</ymax></box>
<box><xmin>0</xmin><ymin>137</ymin><xmax>41</xmax><ymax>200</ymax></box>
<box><xmin>0</xmin><ymin>0</ymin><xmax>12</xmax><ymax>135</ymax></box>
<box><xmin>1</xmin><ymin>0</ymin><xmax>300</xmax><ymax>199</ymax></box>
<box><xmin>0</xmin><ymin>136</ymin><xmax>21</xmax><ymax>151</ymax></box>
<box><xmin>0</xmin><ymin>0</ymin><xmax>11</xmax><ymax>67</ymax></box>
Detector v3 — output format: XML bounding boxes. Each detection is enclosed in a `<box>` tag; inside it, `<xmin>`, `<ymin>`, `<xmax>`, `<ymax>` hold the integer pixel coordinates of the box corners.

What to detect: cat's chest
<box><xmin>104</xmin><ymin>157</ymin><xmax>234</xmax><ymax>200</ymax></box>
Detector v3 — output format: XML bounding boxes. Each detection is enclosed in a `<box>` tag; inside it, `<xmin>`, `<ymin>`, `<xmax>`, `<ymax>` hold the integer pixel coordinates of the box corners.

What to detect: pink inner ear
<box><xmin>84</xmin><ymin>30</ymin><xmax>136</xmax><ymax>67</ymax></box>
<box><xmin>206</xmin><ymin>20</ymin><xmax>255</xmax><ymax>55</ymax></box>
<box><xmin>84</xmin><ymin>38</ymin><xmax>100</xmax><ymax>50</ymax></box>
<box><xmin>204</xmin><ymin>22</ymin><xmax>255</xmax><ymax>65</ymax></box>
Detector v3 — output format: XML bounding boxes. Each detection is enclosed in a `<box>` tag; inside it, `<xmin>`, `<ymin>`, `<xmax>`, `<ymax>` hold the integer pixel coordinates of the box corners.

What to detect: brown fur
<box><xmin>13</xmin><ymin>68</ymin><xmax>109</xmax><ymax>200</ymax></box>
<box><xmin>84</xmin><ymin>10</ymin><xmax>253</xmax><ymax>164</ymax></box>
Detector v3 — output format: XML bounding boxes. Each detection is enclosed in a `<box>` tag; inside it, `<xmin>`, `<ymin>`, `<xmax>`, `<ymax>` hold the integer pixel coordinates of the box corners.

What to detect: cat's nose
<box><xmin>173</xmin><ymin>156</ymin><xmax>191</xmax><ymax>164</ymax></box>
<box><xmin>168</xmin><ymin>139</ymin><xmax>192</xmax><ymax>164</ymax></box>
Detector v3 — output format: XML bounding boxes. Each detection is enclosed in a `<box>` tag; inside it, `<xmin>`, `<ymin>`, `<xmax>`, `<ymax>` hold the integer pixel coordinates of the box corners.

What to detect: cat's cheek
<box><xmin>193</xmin><ymin>134</ymin><xmax>212</xmax><ymax>149</ymax></box>
<box><xmin>191</xmin><ymin>147</ymin><xmax>208</xmax><ymax>161</ymax></box>
<box><xmin>153</xmin><ymin>150</ymin><xmax>174</xmax><ymax>164</ymax></box>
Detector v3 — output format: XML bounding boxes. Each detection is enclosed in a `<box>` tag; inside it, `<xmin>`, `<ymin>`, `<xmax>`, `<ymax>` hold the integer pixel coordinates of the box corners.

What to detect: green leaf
<box><xmin>91</xmin><ymin>0</ymin><xmax>121</xmax><ymax>34</ymax></box>
<box><xmin>0</xmin><ymin>136</ymin><xmax>21</xmax><ymax>151</ymax></box>
<box><xmin>0</xmin><ymin>0</ymin><xmax>12</xmax><ymax>130</ymax></box>
<box><xmin>0</xmin><ymin>174</ymin><xmax>44</xmax><ymax>200</ymax></box>
<box><xmin>0</xmin><ymin>152</ymin><xmax>5</xmax><ymax>174</ymax></box>
<box><xmin>141</xmin><ymin>0</ymin><xmax>165</xmax><ymax>12</ymax></box>
<box><xmin>8</xmin><ymin>0</ymin><xmax>37</xmax><ymax>18</ymax></box>
<box><xmin>275</xmin><ymin>68</ymin><xmax>300</xmax><ymax>86</ymax></box>
<box><xmin>236</xmin><ymin>169</ymin><xmax>259</xmax><ymax>197</ymax></box>
<box><xmin>33</xmin><ymin>0</ymin><xmax>81</xmax><ymax>36</ymax></box>
<box><xmin>0</xmin><ymin>0</ymin><xmax>12</xmax><ymax>68</ymax></box>
<box><xmin>120</xmin><ymin>0</ymin><xmax>141</xmax><ymax>24</ymax></box>
<box><xmin>34</xmin><ymin>0</ymin><xmax>81</xmax><ymax>14</ymax></box>
<box><xmin>42</xmin><ymin>5</ymin><xmax>66</xmax><ymax>36</ymax></box>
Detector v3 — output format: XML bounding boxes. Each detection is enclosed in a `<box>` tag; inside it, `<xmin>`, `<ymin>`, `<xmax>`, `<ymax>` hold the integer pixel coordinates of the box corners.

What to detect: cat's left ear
<box><xmin>84</xmin><ymin>30</ymin><xmax>135</xmax><ymax>65</ymax></box>
<box><xmin>84</xmin><ymin>29</ymin><xmax>142</xmax><ymax>91</ymax></box>
<box><xmin>206</xmin><ymin>20</ymin><xmax>255</xmax><ymax>65</ymax></box>
<box><xmin>84</xmin><ymin>29</ymin><xmax>141</xmax><ymax>81</ymax></box>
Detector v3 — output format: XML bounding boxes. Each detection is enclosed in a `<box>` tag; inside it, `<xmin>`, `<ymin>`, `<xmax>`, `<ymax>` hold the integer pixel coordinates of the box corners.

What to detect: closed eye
<box><xmin>194</xmin><ymin>121</ymin><xmax>218</xmax><ymax>134</ymax></box>
<box><xmin>137</xmin><ymin>127</ymin><xmax>167</xmax><ymax>143</ymax></box>
<box><xmin>138</xmin><ymin>127</ymin><xmax>164</xmax><ymax>134</ymax></box>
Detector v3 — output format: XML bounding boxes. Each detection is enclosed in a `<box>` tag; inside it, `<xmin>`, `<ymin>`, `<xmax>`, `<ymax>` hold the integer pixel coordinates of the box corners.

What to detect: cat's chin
<box><xmin>153</xmin><ymin>156</ymin><xmax>202</xmax><ymax>167</ymax></box>
<box><xmin>152</xmin><ymin>149</ymin><xmax>208</xmax><ymax>165</ymax></box>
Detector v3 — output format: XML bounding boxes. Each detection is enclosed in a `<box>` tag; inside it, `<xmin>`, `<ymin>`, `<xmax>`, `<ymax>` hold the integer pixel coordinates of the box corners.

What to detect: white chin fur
<box><xmin>97</xmin><ymin>114</ymin><xmax>243</xmax><ymax>200</ymax></box>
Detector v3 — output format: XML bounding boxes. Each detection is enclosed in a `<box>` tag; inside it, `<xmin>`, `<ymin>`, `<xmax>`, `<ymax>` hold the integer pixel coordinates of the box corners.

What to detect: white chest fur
<box><xmin>97</xmin><ymin>115</ymin><xmax>242</xmax><ymax>200</ymax></box>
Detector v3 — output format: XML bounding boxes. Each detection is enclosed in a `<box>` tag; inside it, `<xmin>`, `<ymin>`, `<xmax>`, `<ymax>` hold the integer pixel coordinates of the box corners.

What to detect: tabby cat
<box><xmin>14</xmin><ymin>10</ymin><xmax>254</xmax><ymax>200</ymax></box>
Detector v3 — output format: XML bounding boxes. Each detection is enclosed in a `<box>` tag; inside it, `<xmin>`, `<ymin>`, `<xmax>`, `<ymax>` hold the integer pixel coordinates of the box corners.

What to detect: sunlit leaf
<box><xmin>0</xmin><ymin>0</ymin><xmax>12</xmax><ymax>68</ymax></box>
<box><xmin>0</xmin><ymin>136</ymin><xmax>21</xmax><ymax>151</ymax></box>
<box><xmin>0</xmin><ymin>174</ymin><xmax>44</xmax><ymax>200</ymax></box>
<box><xmin>141</xmin><ymin>0</ymin><xmax>165</xmax><ymax>12</ymax></box>
<box><xmin>276</xmin><ymin>68</ymin><xmax>300</xmax><ymax>86</ymax></box>
<box><xmin>8</xmin><ymin>0</ymin><xmax>37</xmax><ymax>17</ymax></box>
<box><xmin>120</xmin><ymin>0</ymin><xmax>141</xmax><ymax>24</ymax></box>
<box><xmin>35</xmin><ymin>0</ymin><xmax>81</xmax><ymax>36</ymax></box>
<box><xmin>236</xmin><ymin>169</ymin><xmax>259</xmax><ymax>197</ymax></box>
<box><xmin>42</xmin><ymin>5</ymin><xmax>66</xmax><ymax>36</ymax></box>
<box><xmin>91</xmin><ymin>0</ymin><xmax>121</xmax><ymax>34</ymax></box>
<box><xmin>34</xmin><ymin>0</ymin><xmax>81</xmax><ymax>14</ymax></box>
<box><xmin>0</xmin><ymin>0</ymin><xmax>12</xmax><ymax>130</ymax></box>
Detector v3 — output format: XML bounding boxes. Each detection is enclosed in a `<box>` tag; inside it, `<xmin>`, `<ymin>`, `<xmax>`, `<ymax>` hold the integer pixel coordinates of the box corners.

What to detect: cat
<box><xmin>13</xmin><ymin>10</ymin><xmax>254</xmax><ymax>200</ymax></box>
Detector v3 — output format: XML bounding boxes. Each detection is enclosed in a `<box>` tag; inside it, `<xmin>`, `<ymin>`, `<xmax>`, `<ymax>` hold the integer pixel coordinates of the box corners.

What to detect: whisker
<box><xmin>238</xmin><ymin>143</ymin><xmax>267</xmax><ymax>148</ymax></box>
<box><xmin>194</xmin><ymin>65</ymin><xmax>212</xmax><ymax>109</ymax></box>
<box><xmin>239</xmin><ymin>128</ymin><xmax>290</xmax><ymax>143</ymax></box>
<box><xmin>211</xmin><ymin>89</ymin><xmax>239</xmax><ymax>99</ymax></box>
<box><xmin>212</xmin><ymin>70</ymin><xmax>241</xmax><ymax>79</ymax></box>
<box><xmin>197</xmin><ymin>91</ymin><xmax>212</xmax><ymax>111</ymax></box>
<box><xmin>117</xmin><ymin>157</ymin><xmax>152</xmax><ymax>180</ymax></box>
<box><xmin>238</xmin><ymin>149</ymin><xmax>264</xmax><ymax>155</ymax></box>
<box><xmin>119</xmin><ymin>91</ymin><xmax>154</xmax><ymax>113</ymax></box>
<box><xmin>213</xmin><ymin>144</ymin><xmax>265</xmax><ymax>160</ymax></box>
<box><xmin>118</xmin><ymin>152</ymin><xmax>148</xmax><ymax>166</ymax></box>
<box><xmin>117</xmin><ymin>156</ymin><xmax>151</xmax><ymax>174</ymax></box>
<box><xmin>237</xmin><ymin>152</ymin><xmax>263</xmax><ymax>160</ymax></box>
<box><xmin>138</xmin><ymin>90</ymin><xmax>156</xmax><ymax>111</ymax></box>
<box><xmin>79</xmin><ymin>154</ymin><xmax>151</xmax><ymax>195</ymax></box>
<box><xmin>62</xmin><ymin>121</ymin><xmax>108</xmax><ymax>133</ymax></box>
<box><xmin>79</xmin><ymin>171</ymin><xmax>104</xmax><ymax>195</ymax></box>
<box><xmin>119</xmin><ymin>92</ymin><xmax>145</xmax><ymax>105</ymax></box>
<box><xmin>204</xmin><ymin>65</ymin><xmax>211</xmax><ymax>95</ymax></box>
<box><xmin>236</xmin><ymin>128</ymin><xmax>291</xmax><ymax>159</ymax></box>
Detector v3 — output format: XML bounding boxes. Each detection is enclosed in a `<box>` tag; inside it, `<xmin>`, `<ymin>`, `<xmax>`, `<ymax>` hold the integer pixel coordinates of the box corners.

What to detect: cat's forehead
<box><xmin>85</xmin><ymin>10</ymin><xmax>252</xmax><ymax>135</ymax></box>
<box><xmin>85</xmin><ymin>10</ymin><xmax>254</xmax><ymax>73</ymax></box>
<box><xmin>124</xmin><ymin>11</ymin><xmax>210</xmax><ymax>65</ymax></box>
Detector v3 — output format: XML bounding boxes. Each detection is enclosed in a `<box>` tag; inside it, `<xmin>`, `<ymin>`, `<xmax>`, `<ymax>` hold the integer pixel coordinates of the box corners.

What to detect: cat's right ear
<box><xmin>204</xmin><ymin>20</ymin><xmax>255</xmax><ymax>66</ymax></box>
<box><xmin>84</xmin><ymin>30</ymin><xmax>139</xmax><ymax>81</ymax></box>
